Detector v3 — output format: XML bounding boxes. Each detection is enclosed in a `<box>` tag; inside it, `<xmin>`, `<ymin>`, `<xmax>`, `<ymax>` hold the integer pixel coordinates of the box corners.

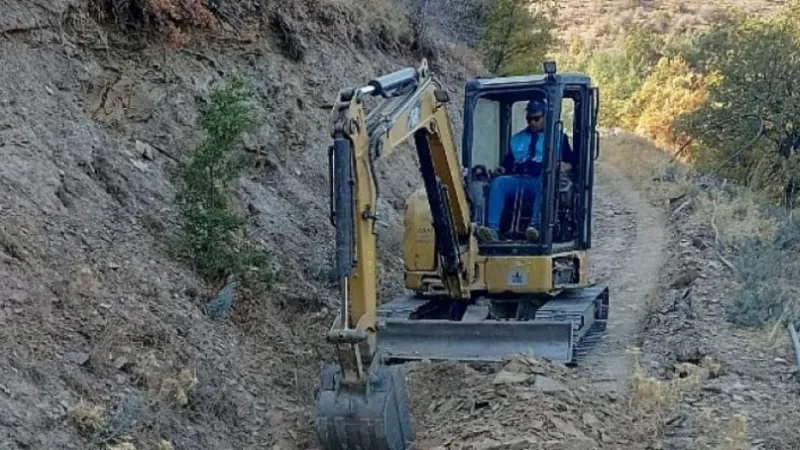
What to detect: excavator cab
<box><xmin>463</xmin><ymin>65</ymin><xmax>600</xmax><ymax>253</ymax></box>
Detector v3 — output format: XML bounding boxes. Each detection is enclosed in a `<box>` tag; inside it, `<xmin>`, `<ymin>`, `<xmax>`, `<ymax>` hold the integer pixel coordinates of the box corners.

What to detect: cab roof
<box><xmin>465</xmin><ymin>72</ymin><xmax>593</xmax><ymax>92</ymax></box>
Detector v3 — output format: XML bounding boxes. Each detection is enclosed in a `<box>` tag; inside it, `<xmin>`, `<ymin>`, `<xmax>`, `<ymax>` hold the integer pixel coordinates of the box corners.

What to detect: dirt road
<box><xmin>579</xmin><ymin>159</ymin><xmax>667</xmax><ymax>392</ymax></box>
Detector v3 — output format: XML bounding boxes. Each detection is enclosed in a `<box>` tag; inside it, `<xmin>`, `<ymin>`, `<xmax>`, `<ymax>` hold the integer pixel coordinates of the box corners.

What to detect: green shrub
<box><xmin>729</xmin><ymin>216</ymin><xmax>800</xmax><ymax>327</ymax></box>
<box><xmin>672</xmin><ymin>10</ymin><xmax>800</xmax><ymax>205</ymax></box>
<box><xmin>173</xmin><ymin>78</ymin><xmax>275</xmax><ymax>288</ymax></box>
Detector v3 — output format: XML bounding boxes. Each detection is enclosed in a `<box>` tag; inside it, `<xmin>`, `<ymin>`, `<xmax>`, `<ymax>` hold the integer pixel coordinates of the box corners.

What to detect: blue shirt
<box><xmin>510</xmin><ymin>129</ymin><xmax>544</xmax><ymax>163</ymax></box>
<box><xmin>501</xmin><ymin>129</ymin><xmax>574</xmax><ymax>177</ymax></box>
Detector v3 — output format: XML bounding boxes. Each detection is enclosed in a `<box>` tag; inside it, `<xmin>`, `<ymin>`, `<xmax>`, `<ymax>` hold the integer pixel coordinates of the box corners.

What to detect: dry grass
<box><xmin>693</xmin><ymin>413</ymin><xmax>752</xmax><ymax>450</ymax></box>
<box><xmin>107</xmin><ymin>444</ymin><xmax>136</xmax><ymax>450</ymax></box>
<box><xmin>626</xmin><ymin>346</ymin><xmax>719</xmax><ymax>437</ymax></box>
<box><xmin>687</xmin><ymin>412</ymin><xmax>751</xmax><ymax>450</ymax></box>
<box><xmin>599</xmin><ymin>131</ymin><xmax>694</xmax><ymax>199</ymax></box>
<box><xmin>71</xmin><ymin>265</ymin><xmax>102</xmax><ymax>297</ymax></box>
<box><xmin>600</xmin><ymin>132</ymin><xmax>779</xmax><ymax>244</ymax></box>
<box><xmin>722</xmin><ymin>414</ymin><xmax>750</xmax><ymax>450</ymax></box>
<box><xmin>128</xmin><ymin>350</ymin><xmax>198</xmax><ymax>406</ymax></box>
<box><xmin>157</xmin><ymin>368</ymin><xmax>198</xmax><ymax>406</ymax></box>
<box><xmin>69</xmin><ymin>398</ymin><xmax>108</xmax><ymax>435</ymax></box>
<box><xmin>691</xmin><ymin>187</ymin><xmax>780</xmax><ymax>247</ymax></box>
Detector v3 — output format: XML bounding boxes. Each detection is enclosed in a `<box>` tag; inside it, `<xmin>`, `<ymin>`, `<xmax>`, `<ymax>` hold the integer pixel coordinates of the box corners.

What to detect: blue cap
<box><xmin>526</xmin><ymin>100</ymin><xmax>546</xmax><ymax>114</ymax></box>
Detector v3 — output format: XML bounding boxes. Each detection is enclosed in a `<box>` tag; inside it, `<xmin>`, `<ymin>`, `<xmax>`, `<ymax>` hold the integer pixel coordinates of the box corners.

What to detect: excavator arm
<box><xmin>327</xmin><ymin>59</ymin><xmax>473</xmax><ymax>378</ymax></box>
<box><xmin>316</xmin><ymin>59</ymin><xmax>473</xmax><ymax>450</ymax></box>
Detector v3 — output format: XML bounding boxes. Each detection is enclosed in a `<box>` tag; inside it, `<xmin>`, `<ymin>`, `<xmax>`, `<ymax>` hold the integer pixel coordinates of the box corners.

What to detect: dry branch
<box><xmin>711</xmin><ymin>198</ymin><xmax>721</xmax><ymax>249</ymax></box>
<box><xmin>698</xmin><ymin>197</ymin><xmax>738</xmax><ymax>274</ymax></box>
<box><xmin>672</xmin><ymin>199</ymin><xmax>692</xmax><ymax>216</ymax></box>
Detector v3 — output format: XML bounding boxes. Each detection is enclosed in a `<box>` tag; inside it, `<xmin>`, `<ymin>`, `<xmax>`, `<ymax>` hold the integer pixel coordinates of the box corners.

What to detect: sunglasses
<box><xmin>527</xmin><ymin>115</ymin><xmax>543</xmax><ymax>122</ymax></box>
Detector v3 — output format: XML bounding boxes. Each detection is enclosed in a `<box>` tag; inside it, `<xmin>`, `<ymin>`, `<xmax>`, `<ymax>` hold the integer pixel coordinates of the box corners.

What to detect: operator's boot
<box><xmin>525</xmin><ymin>226</ymin><xmax>540</xmax><ymax>242</ymax></box>
<box><xmin>476</xmin><ymin>226</ymin><xmax>499</xmax><ymax>242</ymax></box>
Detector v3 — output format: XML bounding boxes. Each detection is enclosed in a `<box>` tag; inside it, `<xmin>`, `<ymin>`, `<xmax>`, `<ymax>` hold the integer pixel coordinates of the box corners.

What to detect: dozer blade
<box><xmin>315</xmin><ymin>362</ymin><xmax>415</xmax><ymax>450</ymax></box>
<box><xmin>375</xmin><ymin>284</ymin><xmax>609</xmax><ymax>365</ymax></box>
<box><xmin>377</xmin><ymin>318</ymin><xmax>575</xmax><ymax>363</ymax></box>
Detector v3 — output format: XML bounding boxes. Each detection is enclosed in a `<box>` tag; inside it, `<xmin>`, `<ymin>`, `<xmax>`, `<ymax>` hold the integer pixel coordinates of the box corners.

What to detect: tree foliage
<box><xmin>558</xmin><ymin>24</ymin><xmax>669</xmax><ymax>128</ymax></box>
<box><xmin>621</xmin><ymin>57</ymin><xmax>708</xmax><ymax>150</ymax></box>
<box><xmin>478</xmin><ymin>0</ymin><xmax>558</xmax><ymax>74</ymax></box>
<box><xmin>673</xmin><ymin>9</ymin><xmax>800</xmax><ymax>206</ymax></box>
<box><xmin>560</xmin><ymin>1</ymin><xmax>800</xmax><ymax>206</ymax></box>
<box><xmin>557</xmin><ymin>2</ymin><xmax>800</xmax><ymax>330</ymax></box>
<box><xmin>563</xmin><ymin>50</ymin><xmax>641</xmax><ymax>127</ymax></box>
<box><xmin>622</xmin><ymin>24</ymin><xmax>665</xmax><ymax>78</ymax></box>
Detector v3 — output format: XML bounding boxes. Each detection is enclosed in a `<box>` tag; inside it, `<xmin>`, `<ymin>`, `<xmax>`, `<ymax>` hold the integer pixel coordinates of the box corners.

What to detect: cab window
<box><xmin>470</xmin><ymin>97</ymin><xmax>501</xmax><ymax>172</ymax></box>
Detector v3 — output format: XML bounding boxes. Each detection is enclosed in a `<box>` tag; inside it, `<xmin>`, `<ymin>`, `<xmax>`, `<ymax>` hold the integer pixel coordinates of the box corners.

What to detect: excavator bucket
<box><xmin>375</xmin><ymin>284</ymin><xmax>609</xmax><ymax>365</ymax></box>
<box><xmin>315</xmin><ymin>362</ymin><xmax>415</xmax><ymax>450</ymax></box>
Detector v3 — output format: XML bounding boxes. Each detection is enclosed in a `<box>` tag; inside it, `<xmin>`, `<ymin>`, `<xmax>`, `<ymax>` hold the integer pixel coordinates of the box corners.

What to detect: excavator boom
<box><xmin>317</xmin><ymin>60</ymin><xmax>472</xmax><ymax>450</ymax></box>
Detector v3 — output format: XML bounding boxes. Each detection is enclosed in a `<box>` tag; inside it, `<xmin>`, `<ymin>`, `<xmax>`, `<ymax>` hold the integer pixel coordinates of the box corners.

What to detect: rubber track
<box><xmin>565</xmin><ymin>292</ymin><xmax>609</xmax><ymax>365</ymax></box>
<box><xmin>571</xmin><ymin>314</ymin><xmax>607</xmax><ymax>364</ymax></box>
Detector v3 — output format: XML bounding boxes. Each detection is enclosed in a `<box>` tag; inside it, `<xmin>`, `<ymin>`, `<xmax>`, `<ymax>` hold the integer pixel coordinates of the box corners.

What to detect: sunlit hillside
<box><xmin>554</xmin><ymin>0</ymin><xmax>783</xmax><ymax>50</ymax></box>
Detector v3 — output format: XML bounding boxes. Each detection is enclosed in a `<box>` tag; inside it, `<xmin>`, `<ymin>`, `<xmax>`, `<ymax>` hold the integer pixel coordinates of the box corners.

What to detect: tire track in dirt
<box><xmin>579</xmin><ymin>160</ymin><xmax>667</xmax><ymax>393</ymax></box>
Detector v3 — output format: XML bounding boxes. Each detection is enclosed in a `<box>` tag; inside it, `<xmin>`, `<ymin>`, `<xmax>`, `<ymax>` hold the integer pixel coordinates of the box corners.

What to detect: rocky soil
<box><xmin>407</xmin><ymin>356</ymin><xmax>648</xmax><ymax>450</ymax></box>
<box><xmin>0</xmin><ymin>0</ymin><xmax>478</xmax><ymax>448</ymax></box>
<box><xmin>634</xmin><ymin>174</ymin><xmax>800</xmax><ymax>450</ymax></box>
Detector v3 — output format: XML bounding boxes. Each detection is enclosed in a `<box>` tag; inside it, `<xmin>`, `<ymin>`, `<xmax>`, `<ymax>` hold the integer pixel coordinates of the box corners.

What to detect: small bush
<box><xmin>173</xmin><ymin>78</ymin><xmax>276</xmax><ymax>288</ymax></box>
<box><xmin>729</xmin><ymin>216</ymin><xmax>800</xmax><ymax>327</ymax></box>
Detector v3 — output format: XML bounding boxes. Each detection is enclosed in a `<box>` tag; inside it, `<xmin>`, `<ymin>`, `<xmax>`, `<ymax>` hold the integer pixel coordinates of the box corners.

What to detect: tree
<box><xmin>673</xmin><ymin>12</ymin><xmax>800</xmax><ymax>207</ymax></box>
<box><xmin>478</xmin><ymin>0</ymin><xmax>558</xmax><ymax>75</ymax></box>
<box><xmin>620</xmin><ymin>57</ymin><xmax>708</xmax><ymax>151</ymax></box>
<box><xmin>174</xmin><ymin>78</ymin><xmax>275</xmax><ymax>286</ymax></box>
<box><xmin>622</xmin><ymin>24</ymin><xmax>665</xmax><ymax>78</ymax></box>
<box><xmin>578</xmin><ymin>50</ymin><xmax>642</xmax><ymax>127</ymax></box>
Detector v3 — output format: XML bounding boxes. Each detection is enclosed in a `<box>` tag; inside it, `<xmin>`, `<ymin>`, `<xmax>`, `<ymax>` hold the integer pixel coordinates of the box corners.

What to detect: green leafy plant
<box><xmin>173</xmin><ymin>78</ymin><xmax>275</xmax><ymax>289</ymax></box>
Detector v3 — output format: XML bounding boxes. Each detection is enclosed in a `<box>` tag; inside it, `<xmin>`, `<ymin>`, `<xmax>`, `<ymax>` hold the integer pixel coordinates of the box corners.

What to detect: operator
<box><xmin>476</xmin><ymin>99</ymin><xmax>576</xmax><ymax>243</ymax></box>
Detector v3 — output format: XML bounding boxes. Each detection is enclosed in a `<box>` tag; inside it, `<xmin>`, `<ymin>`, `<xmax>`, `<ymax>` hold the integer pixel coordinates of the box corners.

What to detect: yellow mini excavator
<box><xmin>315</xmin><ymin>59</ymin><xmax>608</xmax><ymax>450</ymax></box>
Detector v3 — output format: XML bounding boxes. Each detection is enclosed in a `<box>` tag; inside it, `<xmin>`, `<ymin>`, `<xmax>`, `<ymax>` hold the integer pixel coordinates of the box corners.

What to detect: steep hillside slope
<box><xmin>0</xmin><ymin>1</ymin><xmax>480</xmax><ymax>448</ymax></box>
<box><xmin>554</xmin><ymin>0</ymin><xmax>783</xmax><ymax>49</ymax></box>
